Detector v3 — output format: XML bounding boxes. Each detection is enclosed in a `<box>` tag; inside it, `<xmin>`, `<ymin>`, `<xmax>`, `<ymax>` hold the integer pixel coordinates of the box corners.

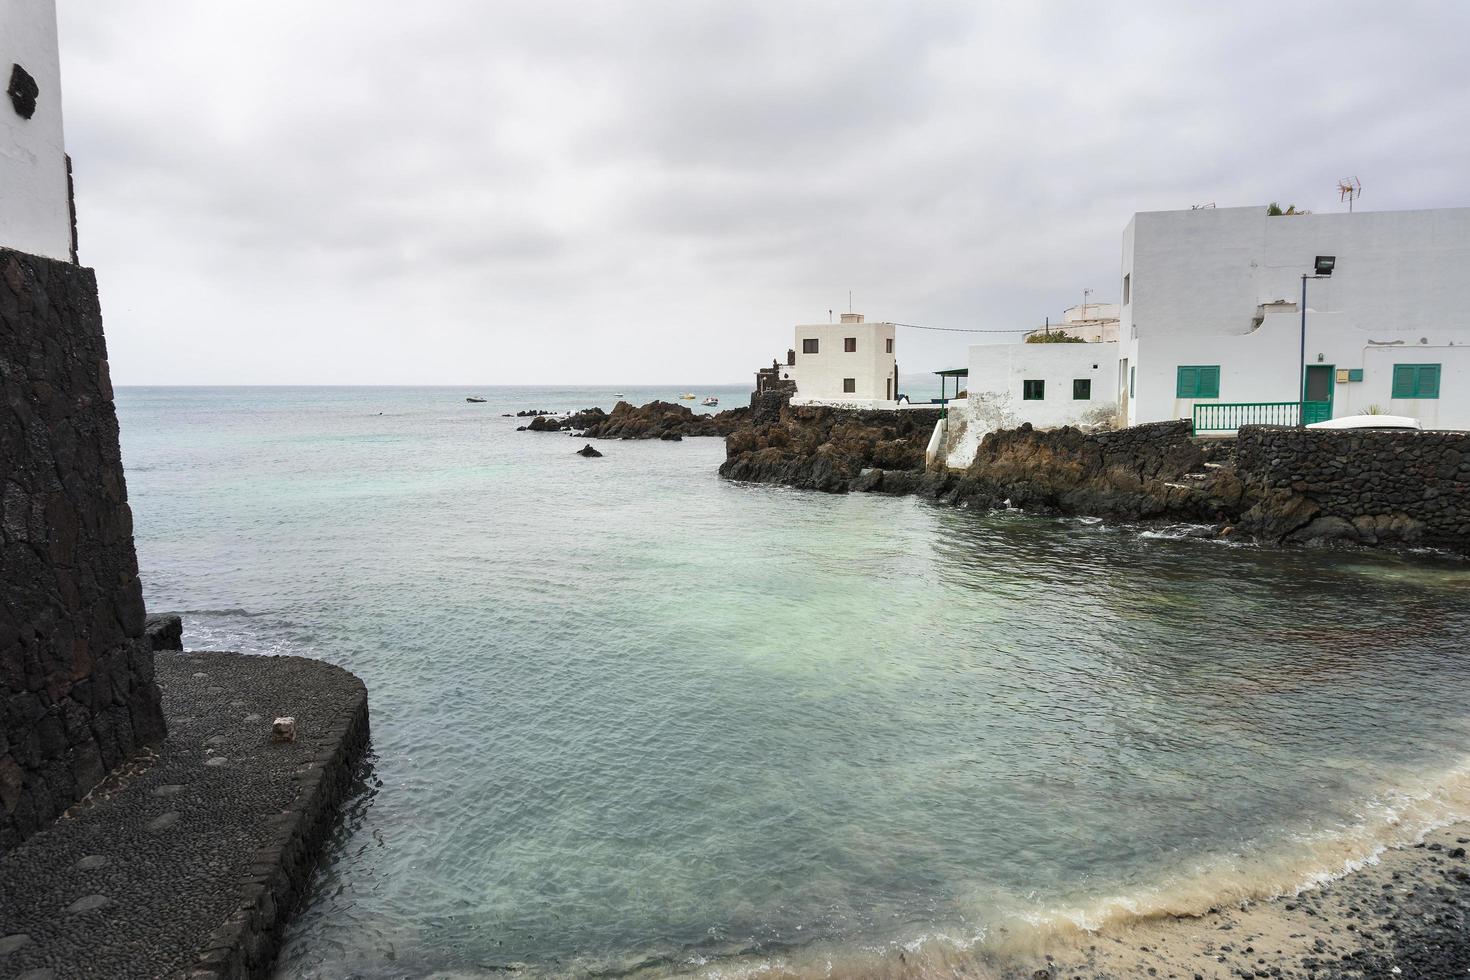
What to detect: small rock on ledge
<box><xmin>271</xmin><ymin>717</ymin><xmax>297</xmax><ymax>743</ymax></box>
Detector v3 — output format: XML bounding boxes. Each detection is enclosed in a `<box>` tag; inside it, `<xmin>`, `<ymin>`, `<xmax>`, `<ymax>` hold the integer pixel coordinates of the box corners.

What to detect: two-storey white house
<box><xmin>1118</xmin><ymin>205</ymin><xmax>1470</xmax><ymax>431</ymax></box>
<box><xmin>961</xmin><ymin>205</ymin><xmax>1470</xmax><ymax>438</ymax></box>
<box><xmin>771</xmin><ymin>313</ymin><xmax>901</xmax><ymax>407</ymax></box>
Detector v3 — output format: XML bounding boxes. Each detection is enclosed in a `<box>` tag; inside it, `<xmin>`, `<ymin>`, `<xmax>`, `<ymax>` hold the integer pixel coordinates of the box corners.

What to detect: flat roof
<box><xmin>934</xmin><ymin>368</ymin><xmax>969</xmax><ymax>377</ymax></box>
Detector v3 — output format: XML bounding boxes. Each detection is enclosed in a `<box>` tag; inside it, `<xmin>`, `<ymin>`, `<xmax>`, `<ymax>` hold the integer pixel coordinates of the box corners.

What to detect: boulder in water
<box><xmin>576</xmin><ymin>444</ymin><xmax>604</xmax><ymax>458</ymax></box>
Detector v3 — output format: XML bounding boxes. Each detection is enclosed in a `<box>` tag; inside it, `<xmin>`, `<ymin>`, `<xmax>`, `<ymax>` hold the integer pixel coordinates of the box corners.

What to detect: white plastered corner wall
<box><xmin>0</xmin><ymin>0</ymin><xmax>71</xmax><ymax>261</ymax></box>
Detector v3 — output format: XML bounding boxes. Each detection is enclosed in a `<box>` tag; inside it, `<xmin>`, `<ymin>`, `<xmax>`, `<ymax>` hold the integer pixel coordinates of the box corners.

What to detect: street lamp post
<box><xmin>1298</xmin><ymin>255</ymin><xmax>1336</xmax><ymax>426</ymax></box>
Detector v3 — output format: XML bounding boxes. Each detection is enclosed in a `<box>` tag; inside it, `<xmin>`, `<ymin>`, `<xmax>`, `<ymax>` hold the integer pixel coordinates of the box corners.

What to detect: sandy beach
<box><xmin>1030</xmin><ymin>821</ymin><xmax>1470</xmax><ymax>979</ymax></box>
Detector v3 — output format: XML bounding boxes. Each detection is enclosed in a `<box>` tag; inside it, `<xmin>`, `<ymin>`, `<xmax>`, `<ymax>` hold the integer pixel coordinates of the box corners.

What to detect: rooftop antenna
<box><xmin>848</xmin><ymin>290</ymin><xmax>853</xmax><ymax>313</ymax></box>
<box><xmin>829</xmin><ymin>309</ymin><xmax>833</xmax><ymax>323</ymax></box>
<box><xmin>1082</xmin><ymin>287</ymin><xmax>1093</xmax><ymax>319</ymax></box>
<box><xmin>1338</xmin><ymin>176</ymin><xmax>1362</xmax><ymax>212</ymax></box>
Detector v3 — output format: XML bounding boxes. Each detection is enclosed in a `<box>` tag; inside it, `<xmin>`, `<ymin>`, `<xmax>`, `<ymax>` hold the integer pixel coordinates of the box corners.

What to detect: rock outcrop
<box><xmin>144</xmin><ymin>614</ymin><xmax>184</xmax><ymax>652</ymax></box>
<box><xmin>520</xmin><ymin>401</ymin><xmax>749</xmax><ymax>440</ymax></box>
<box><xmin>719</xmin><ymin>405</ymin><xmax>943</xmax><ymax>492</ymax></box>
<box><xmin>576</xmin><ymin>444</ymin><xmax>603</xmax><ymax>457</ymax></box>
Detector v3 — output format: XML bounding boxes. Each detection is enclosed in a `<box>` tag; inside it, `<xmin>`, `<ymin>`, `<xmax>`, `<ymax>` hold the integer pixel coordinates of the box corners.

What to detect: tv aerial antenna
<box><xmin>1338</xmin><ymin>176</ymin><xmax>1362</xmax><ymax>212</ymax></box>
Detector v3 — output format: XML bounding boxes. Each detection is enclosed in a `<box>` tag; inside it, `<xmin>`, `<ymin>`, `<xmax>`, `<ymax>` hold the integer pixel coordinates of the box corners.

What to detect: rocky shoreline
<box><xmin>1027</xmin><ymin>821</ymin><xmax>1470</xmax><ymax>979</ymax></box>
<box><xmin>517</xmin><ymin>399</ymin><xmax>750</xmax><ymax>440</ymax></box>
<box><xmin>718</xmin><ymin>402</ymin><xmax>1470</xmax><ymax>556</ymax></box>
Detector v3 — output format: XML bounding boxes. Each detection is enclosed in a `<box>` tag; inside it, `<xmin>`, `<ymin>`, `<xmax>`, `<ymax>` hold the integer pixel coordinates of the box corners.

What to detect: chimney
<box><xmin>840</xmin><ymin>312</ymin><xmax>865</xmax><ymax>324</ymax></box>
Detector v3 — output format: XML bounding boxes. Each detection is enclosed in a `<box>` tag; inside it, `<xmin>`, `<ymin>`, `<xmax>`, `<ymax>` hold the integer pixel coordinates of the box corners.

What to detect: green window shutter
<box><xmin>1199</xmin><ymin>366</ymin><xmax>1220</xmax><ymax>399</ymax></box>
<box><xmin>1176</xmin><ymin>367</ymin><xmax>1198</xmax><ymax>397</ymax></box>
<box><xmin>1419</xmin><ymin>364</ymin><xmax>1440</xmax><ymax>398</ymax></box>
<box><xmin>1391</xmin><ymin>364</ymin><xmax>1415</xmax><ymax>398</ymax></box>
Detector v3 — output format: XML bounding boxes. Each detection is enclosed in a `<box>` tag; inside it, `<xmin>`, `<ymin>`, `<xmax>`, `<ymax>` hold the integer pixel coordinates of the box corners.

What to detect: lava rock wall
<box><xmin>1235</xmin><ymin>426</ymin><xmax>1470</xmax><ymax>550</ymax></box>
<box><xmin>0</xmin><ymin>246</ymin><xmax>165</xmax><ymax>852</ymax></box>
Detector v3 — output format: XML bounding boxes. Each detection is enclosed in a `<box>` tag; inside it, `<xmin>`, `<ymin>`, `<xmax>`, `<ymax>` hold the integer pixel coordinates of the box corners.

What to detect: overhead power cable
<box><xmin>892</xmin><ymin>322</ymin><xmax>1030</xmax><ymax>334</ymax></box>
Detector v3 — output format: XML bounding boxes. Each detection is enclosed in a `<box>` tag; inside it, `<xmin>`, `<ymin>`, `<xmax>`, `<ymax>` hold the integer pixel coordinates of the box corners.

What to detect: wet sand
<box><xmin>1031</xmin><ymin>822</ymin><xmax>1470</xmax><ymax>979</ymax></box>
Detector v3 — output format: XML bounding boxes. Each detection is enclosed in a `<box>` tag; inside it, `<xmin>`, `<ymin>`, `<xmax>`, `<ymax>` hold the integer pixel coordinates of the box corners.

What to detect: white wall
<box><xmin>1132</xmin><ymin>310</ymin><xmax>1470</xmax><ymax>431</ymax></box>
<box><xmin>0</xmin><ymin>0</ymin><xmax>71</xmax><ymax>262</ymax></box>
<box><xmin>1122</xmin><ymin>205</ymin><xmax>1470</xmax><ymax>430</ymax></box>
<box><xmin>966</xmin><ymin>341</ymin><xmax>1121</xmax><ymax>429</ymax></box>
<box><xmin>787</xmin><ymin>319</ymin><xmax>898</xmax><ymax>405</ymax></box>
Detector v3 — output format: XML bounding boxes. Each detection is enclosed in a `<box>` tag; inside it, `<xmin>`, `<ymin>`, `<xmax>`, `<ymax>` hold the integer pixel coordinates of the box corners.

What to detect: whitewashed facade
<box><xmin>0</xmin><ymin>0</ymin><xmax>73</xmax><ymax>261</ymax></box>
<box><xmin>958</xmin><ymin>205</ymin><xmax>1470</xmax><ymax>442</ymax></box>
<box><xmin>1119</xmin><ymin>205</ymin><xmax>1470</xmax><ymax>431</ymax></box>
<box><xmin>781</xmin><ymin>314</ymin><xmax>901</xmax><ymax>408</ymax></box>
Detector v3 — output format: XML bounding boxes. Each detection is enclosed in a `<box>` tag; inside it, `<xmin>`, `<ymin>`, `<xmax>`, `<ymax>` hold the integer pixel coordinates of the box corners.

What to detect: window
<box><xmin>1023</xmin><ymin>379</ymin><xmax>1045</xmax><ymax>400</ymax></box>
<box><xmin>1176</xmin><ymin>365</ymin><xmax>1220</xmax><ymax>398</ymax></box>
<box><xmin>843</xmin><ymin>378</ymin><xmax>856</xmax><ymax>393</ymax></box>
<box><xmin>1073</xmin><ymin>379</ymin><xmax>1092</xmax><ymax>400</ymax></box>
<box><xmin>1391</xmin><ymin>363</ymin><xmax>1440</xmax><ymax>399</ymax></box>
<box><xmin>1123</xmin><ymin>273</ymin><xmax>1131</xmax><ymax>305</ymax></box>
<box><xmin>802</xmin><ymin>338</ymin><xmax>819</xmax><ymax>354</ymax></box>
<box><xmin>844</xmin><ymin>337</ymin><xmax>857</xmax><ymax>352</ymax></box>
<box><xmin>1129</xmin><ymin>366</ymin><xmax>1135</xmax><ymax>397</ymax></box>
<box><xmin>885</xmin><ymin>338</ymin><xmax>893</xmax><ymax>354</ymax></box>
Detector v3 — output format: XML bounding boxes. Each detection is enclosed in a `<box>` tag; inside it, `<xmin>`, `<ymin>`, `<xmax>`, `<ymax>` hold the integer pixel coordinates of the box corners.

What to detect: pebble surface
<box><xmin>0</xmin><ymin>651</ymin><xmax>366</xmax><ymax>979</ymax></box>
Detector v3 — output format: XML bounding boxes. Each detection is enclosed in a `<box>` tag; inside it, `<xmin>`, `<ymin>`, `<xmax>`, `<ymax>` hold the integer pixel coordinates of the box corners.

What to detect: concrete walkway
<box><xmin>0</xmin><ymin>651</ymin><xmax>368</xmax><ymax>979</ymax></box>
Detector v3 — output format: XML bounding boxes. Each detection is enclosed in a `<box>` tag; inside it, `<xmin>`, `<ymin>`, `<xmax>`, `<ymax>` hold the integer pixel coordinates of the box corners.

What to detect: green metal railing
<box><xmin>1192</xmin><ymin>401</ymin><xmax>1301</xmax><ymax>433</ymax></box>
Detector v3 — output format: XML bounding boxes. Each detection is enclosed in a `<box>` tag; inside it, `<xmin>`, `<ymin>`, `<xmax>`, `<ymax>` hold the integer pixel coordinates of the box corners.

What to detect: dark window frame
<box><xmin>844</xmin><ymin>337</ymin><xmax>857</xmax><ymax>353</ymax></box>
<box><xmin>1023</xmin><ymin>379</ymin><xmax>1045</xmax><ymax>401</ymax></box>
<box><xmin>1073</xmin><ymin>378</ymin><xmax>1092</xmax><ymax>400</ymax></box>
<box><xmin>842</xmin><ymin>377</ymin><xmax>856</xmax><ymax>393</ymax></box>
<box><xmin>802</xmin><ymin>338</ymin><xmax>819</xmax><ymax>354</ymax></box>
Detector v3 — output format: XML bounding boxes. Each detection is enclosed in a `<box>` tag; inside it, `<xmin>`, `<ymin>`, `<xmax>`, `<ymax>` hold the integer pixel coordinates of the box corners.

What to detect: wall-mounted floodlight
<box><xmin>1314</xmin><ymin>255</ymin><xmax>1336</xmax><ymax>276</ymax></box>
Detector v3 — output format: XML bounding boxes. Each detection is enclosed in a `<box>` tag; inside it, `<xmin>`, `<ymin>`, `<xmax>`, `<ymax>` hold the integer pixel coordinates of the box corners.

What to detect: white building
<box><xmin>1</xmin><ymin>0</ymin><xmax>74</xmax><ymax>261</ymax></box>
<box><xmin>959</xmin><ymin>205</ymin><xmax>1470</xmax><ymax>440</ymax></box>
<box><xmin>1022</xmin><ymin>302</ymin><xmax>1121</xmax><ymax>344</ymax></box>
<box><xmin>777</xmin><ymin>313</ymin><xmax>902</xmax><ymax>408</ymax></box>
<box><xmin>1119</xmin><ymin>205</ymin><xmax>1470</xmax><ymax>431</ymax></box>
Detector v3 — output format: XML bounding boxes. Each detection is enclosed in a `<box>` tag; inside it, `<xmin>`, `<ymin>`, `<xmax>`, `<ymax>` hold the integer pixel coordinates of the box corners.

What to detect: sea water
<box><xmin>114</xmin><ymin>386</ymin><xmax>1470</xmax><ymax>978</ymax></box>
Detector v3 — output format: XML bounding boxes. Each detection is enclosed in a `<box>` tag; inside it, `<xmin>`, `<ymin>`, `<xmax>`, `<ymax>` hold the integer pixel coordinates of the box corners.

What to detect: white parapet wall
<box><xmin>0</xmin><ymin>0</ymin><xmax>71</xmax><ymax>261</ymax></box>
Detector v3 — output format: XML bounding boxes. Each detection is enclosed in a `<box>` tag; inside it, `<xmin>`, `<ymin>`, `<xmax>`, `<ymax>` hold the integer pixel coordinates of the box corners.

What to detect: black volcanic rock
<box><xmin>576</xmin><ymin>444</ymin><xmax>603</xmax><ymax>457</ymax></box>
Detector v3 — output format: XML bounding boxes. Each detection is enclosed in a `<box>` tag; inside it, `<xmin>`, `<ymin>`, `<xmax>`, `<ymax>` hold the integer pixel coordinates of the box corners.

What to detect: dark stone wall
<box><xmin>1235</xmin><ymin>426</ymin><xmax>1470</xmax><ymax>550</ymax></box>
<box><xmin>0</xmin><ymin>246</ymin><xmax>165</xmax><ymax>852</ymax></box>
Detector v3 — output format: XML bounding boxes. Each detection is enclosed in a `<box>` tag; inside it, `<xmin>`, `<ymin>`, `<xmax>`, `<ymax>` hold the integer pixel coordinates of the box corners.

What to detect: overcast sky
<box><xmin>57</xmin><ymin>1</ymin><xmax>1470</xmax><ymax>386</ymax></box>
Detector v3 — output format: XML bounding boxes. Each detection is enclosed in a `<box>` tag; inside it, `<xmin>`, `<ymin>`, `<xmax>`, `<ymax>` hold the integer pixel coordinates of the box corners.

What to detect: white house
<box><xmin>775</xmin><ymin>313</ymin><xmax>902</xmax><ymax>408</ymax></box>
<box><xmin>1119</xmin><ymin>205</ymin><xmax>1470</xmax><ymax>431</ymax></box>
<box><xmin>958</xmin><ymin>205</ymin><xmax>1470</xmax><ymax>442</ymax></box>
<box><xmin>1022</xmin><ymin>302</ymin><xmax>1121</xmax><ymax>344</ymax></box>
<box><xmin>966</xmin><ymin>339</ymin><xmax>1120</xmax><ymax>431</ymax></box>
<box><xmin>1</xmin><ymin>0</ymin><xmax>74</xmax><ymax>262</ymax></box>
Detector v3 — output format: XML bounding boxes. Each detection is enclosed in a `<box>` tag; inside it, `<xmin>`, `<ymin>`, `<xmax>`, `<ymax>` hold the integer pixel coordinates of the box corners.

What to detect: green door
<box><xmin>1303</xmin><ymin>364</ymin><xmax>1334</xmax><ymax>424</ymax></box>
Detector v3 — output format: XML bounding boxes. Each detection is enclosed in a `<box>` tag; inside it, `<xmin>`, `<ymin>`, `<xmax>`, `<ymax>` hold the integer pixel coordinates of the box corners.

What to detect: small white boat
<box><xmin>679</xmin><ymin>392</ymin><xmax>696</xmax><ymax>400</ymax></box>
<box><xmin>613</xmin><ymin>393</ymin><xmax>624</xmax><ymax>398</ymax></box>
<box><xmin>1307</xmin><ymin>414</ymin><xmax>1422</xmax><ymax>431</ymax></box>
<box><xmin>701</xmin><ymin>396</ymin><xmax>719</xmax><ymax>407</ymax></box>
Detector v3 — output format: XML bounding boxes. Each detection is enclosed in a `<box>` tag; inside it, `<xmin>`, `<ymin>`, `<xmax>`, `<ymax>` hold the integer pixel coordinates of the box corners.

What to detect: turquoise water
<box><xmin>115</xmin><ymin>387</ymin><xmax>1470</xmax><ymax>978</ymax></box>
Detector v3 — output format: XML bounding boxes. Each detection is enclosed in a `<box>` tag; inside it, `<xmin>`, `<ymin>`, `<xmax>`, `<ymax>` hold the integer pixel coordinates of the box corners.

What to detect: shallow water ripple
<box><xmin>114</xmin><ymin>386</ymin><xmax>1470</xmax><ymax>979</ymax></box>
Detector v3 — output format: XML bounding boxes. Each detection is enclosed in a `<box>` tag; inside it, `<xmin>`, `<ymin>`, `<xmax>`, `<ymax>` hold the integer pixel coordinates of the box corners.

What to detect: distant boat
<box><xmin>701</xmin><ymin>396</ymin><xmax>719</xmax><ymax>407</ymax></box>
<box><xmin>466</xmin><ymin>397</ymin><xmax>486</xmax><ymax>403</ymax></box>
<box><xmin>679</xmin><ymin>392</ymin><xmax>696</xmax><ymax>400</ymax></box>
<box><xmin>613</xmin><ymin>392</ymin><xmax>624</xmax><ymax>398</ymax></box>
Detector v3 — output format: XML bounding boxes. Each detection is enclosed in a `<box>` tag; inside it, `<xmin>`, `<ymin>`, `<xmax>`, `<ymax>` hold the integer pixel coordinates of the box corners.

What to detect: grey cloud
<box><xmin>52</xmin><ymin>0</ymin><xmax>1470</xmax><ymax>385</ymax></box>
